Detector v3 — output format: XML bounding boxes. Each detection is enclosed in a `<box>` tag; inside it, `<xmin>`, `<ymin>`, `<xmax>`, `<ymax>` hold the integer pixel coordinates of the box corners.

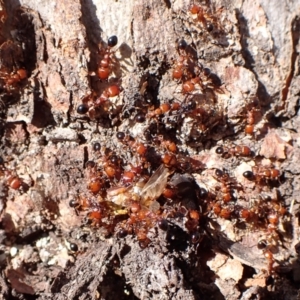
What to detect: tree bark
<box><xmin>1</xmin><ymin>0</ymin><xmax>300</xmax><ymax>299</ymax></box>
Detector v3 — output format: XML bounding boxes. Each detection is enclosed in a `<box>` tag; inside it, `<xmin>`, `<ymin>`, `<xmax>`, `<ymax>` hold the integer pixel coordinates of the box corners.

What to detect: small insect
<box><xmin>238</xmin><ymin>207</ymin><xmax>252</xmax><ymax>221</ymax></box>
<box><xmin>161</xmin><ymin>153</ymin><xmax>177</xmax><ymax>167</ymax></box>
<box><xmin>245</xmin><ymin>107</ymin><xmax>256</xmax><ymax>134</ymax></box>
<box><xmin>243</xmin><ymin>98</ymin><xmax>260</xmax><ymax>135</ymax></box>
<box><xmin>172</xmin><ymin>39</ymin><xmax>197</xmax><ymax>82</ymax></box>
<box><xmin>0</xmin><ymin>68</ymin><xmax>27</xmax><ymax>91</ymax></box>
<box><xmin>140</xmin><ymin>164</ymin><xmax>169</xmax><ymax>206</ymax></box>
<box><xmin>264</xmin><ymin>249</ymin><xmax>275</xmax><ymax>274</ymax></box>
<box><xmin>97</xmin><ymin>36</ymin><xmax>118</xmax><ymax>80</ymax></box>
<box><xmin>215</xmin><ymin>144</ymin><xmax>251</xmax><ymax>158</ymax></box>
<box><xmin>94</xmin><ymin>84</ymin><xmax>121</xmax><ymax>107</ymax></box>
<box><xmin>172</xmin><ymin>40</ymin><xmax>188</xmax><ymax>80</ymax></box>
<box><xmin>76</xmin><ymin>84</ymin><xmax>121</xmax><ymax>115</ymax></box>
<box><xmin>1</xmin><ymin>169</ymin><xmax>23</xmax><ymax>190</ymax></box>
<box><xmin>7</xmin><ymin>175</ymin><xmax>22</xmax><ymax>190</ymax></box>
<box><xmin>155</xmin><ymin>136</ymin><xmax>177</xmax><ymax>153</ymax></box>
<box><xmin>147</xmin><ymin>103</ymin><xmax>171</xmax><ymax>119</ymax></box>
<box><xmin>182</xmin><ymin>77</ymin><xmax>201</xmax><ymax>93</ymax></box>
<box><xmin>219</xmin><ymin>207</ymin><xmax>232</xmax><ymax>219</ymax></box>
<box><xmin>106</xmin><ymin>164</ymin><xmax>169</xmax><ymax>209</ymax></box>
<box><xmin>252</xmin><ymin>166</ymin><xmax>281</xmax><ymax>184</ymax></box>
<box><xmin>189</xmin><ymin>3</ymin><xmax>224</xmax><ymax>34</ymax></box>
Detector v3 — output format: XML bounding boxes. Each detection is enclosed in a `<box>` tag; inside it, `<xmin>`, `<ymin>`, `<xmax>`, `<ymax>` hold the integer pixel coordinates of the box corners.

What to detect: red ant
<box><xmin>6</xmin><ymin>171</ymin><xmax>22</xmax><ymax>190</ymax></box>
<box><xmin>172</xmin><ymin>39</ymin><xmax>192</xmax><ymax>81</ymax></box>
<box><xmin>172</xmin><ymin>40</ymin><xmax>204</xmax><ymax>92</ymax></box>
<box><xmin>243</xmin><ymin>97</ymin><xmax>261</xmax><ymax>135</ymax></box>
<box><xmin>245</xmin><ymin>107</ymin><xmax>256</xmax><ymax>135</ymax></box>
<box><xmin>155</xmin><ymin>136</ymin><xmax>177</xmax><ymax>153</ymax></box>
<box><xmin>182</xmin><ymin>77</ymin><xmax>202</xmax><ymax>93</ymax></box>
<box><xmin>0</xmin><ymin>68</ymin><xmax>27</xmax><ymax>91</ymax></box>
<box><xmin>97</xmin><ymin>36</ymin><xmax>118</xmax><ymax>80</ymax></box>
<box><xmin>94</xmin><ymin>84</ymin><xmax>121</xmax><ymax>106</ymax></box>
<box><xmin>189</xmin><ymin>3</ymin><xmax>224</xmax><ymax>34</ymax></box>
<box><xmin>121</xmin><ymin>164</ymin><xmax>143</xmax><ymax>185</ymax></box>
<box><xmin>209</xmin><ymin>201</ymin><xmax>232</xmax><ymax>219</ymax></box>
<box><xmin>251</xmin><ymin>166</ymin><xmax>281</xmax><ymax>184</ymax></box>
<box><xmin>147</xmin><ymin>103</ymin><xmax>171</xmax><ymax>119</ymax></box>
<box><xmin>0</xmin><ymin>164</ymin><xmax>23</xmax><ymax>190</ymax></box>
<box><xmin>213</xmin><ymin>169</ymin><xmax>236</xmax><ymax>204</ymax></box>
<box><xmin>216</xmin><ymin>144</ymin><xmax>251</xmax><ymax>158</ymax></box>
<box><xmin>77</xmin><ymin>84</ymin><xmax>121</xmax><ymax>115</ymax></box>
<box><xmin>84</xmin><ymin>161</ymin><xmax>104</xmax><ymax>194</ymax></box>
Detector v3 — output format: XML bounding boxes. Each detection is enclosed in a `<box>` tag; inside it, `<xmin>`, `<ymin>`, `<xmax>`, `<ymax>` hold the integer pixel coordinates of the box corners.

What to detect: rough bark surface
<box><xmin>0</xmin><ymin>0</ymin><xmax>300</xmax><ymax>299</ymax></box>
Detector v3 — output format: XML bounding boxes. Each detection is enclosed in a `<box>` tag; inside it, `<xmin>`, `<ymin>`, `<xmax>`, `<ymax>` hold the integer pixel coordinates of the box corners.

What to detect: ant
<box><xmin>121</xmin><ymin>164</ymin><xmax>143</xmax><ymax>185</ymax></box>
<box><xmin>172</xmin><ymin>39</ymin><xmax>193</xmax><ymax>82</ymax></box>
<box><xmin>147</xmin><ymin>103</ymin><xmax>171</xmax><ymax>119</ymax></box>
<box><xmin>189</xmin><ymin>2</ymin><xmax>224</xmax><ymax>35</ymax></box>
<box><xmin>243</xmin><ymin>97</ymin><xmax>261</xmax><ymax>135</ymax></box>
<box><xmin>69</xmin><ymin>195</ymin><xmax>91</xmax><ymax>215</ymax></box>
<box><xmin>209</xmin><ymin>201</ymin><xmax>232</xmax><ymax>219</ymax></box>
<box><xmin>0</xmin><ymin>164</ymin><xmax>23</xmax><ymax>190</ymax></box>
<box><xmin>0</xmin><ymin>68</ymin><xmax>27</xmax><ymax>91</ymax></box>
<box><xmin>213</xmin><ymin>169</ymin><xmax>236</xmax><ymax>204</ymax></box>
<box><xmin>97</xmin><ymin>35</ymin><xmax>118</xmax><ymax>80</ymax></box>
<box><xmin>94</xmin><ymin>84</ymin><xmax>121</xmax><ymax>106</ymax></box>
<box><xmin>182</xmin><ymin>67</ymin><xmax>223</xmax><ymax>95</ymax></box>
<box><xmin>172</xmin><ymin>40</ymin><xmax>205</xmax><ymax>93</ymax></box>
<box><xmin>215</xmin><ymin>144</ymin><xmax>251</xmax><ymax>158</ymax></box>
<box><xmin>256</xmin><ymin>239</ymin><xmax>277</xmax><ymax>274</ymax></box>
<box><xmin>77</xmin><ymin>84</ymin><xmax>121</xmax><ymax>115</ymax></box>
<box><xmin>84</xmin><ymin>160</ymin><xmax>105</xmax><ymax>194</ymax></box>
<box><xmin>251</xmin><ymin>165</ymin><xmax>281</xmax><ymax>185</ymax></box>
<box><xmin>155</xmin><ymin>136</ymin><xmax>177</xmax><ymax>153</ymax></box>
<box><xmin>245</xmin><ymin>107</ymin><xmax>256</xmax><ymax>135</ymax></box>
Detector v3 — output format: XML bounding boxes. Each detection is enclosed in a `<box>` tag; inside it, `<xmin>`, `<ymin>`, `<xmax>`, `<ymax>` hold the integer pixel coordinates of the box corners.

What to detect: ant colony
<box><xmin>69</xmin><ymin>1</ymin><xmax>288</xmax><ymax>277</ymax></box>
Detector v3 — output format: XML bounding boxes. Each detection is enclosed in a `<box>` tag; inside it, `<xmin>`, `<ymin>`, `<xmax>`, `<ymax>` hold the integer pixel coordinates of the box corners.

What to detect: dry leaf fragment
<box><xmin>245</xmin><ymin>277</ymin><xmax>266</xmax><ymax>288</ymax></box>
<box><xmin>260</xmin><ymin>129</ymin><xmax>293</xmax><ymax>159</ymax></box>
<box><xmin>208</xmin><ymin>253</ymin><xmax>244</xmax><ymax>282</ymax></box>
<box><xmin>6</xmin><ymin>268</ymin><xmax>35</xmax><ymax>295</ymax></box>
